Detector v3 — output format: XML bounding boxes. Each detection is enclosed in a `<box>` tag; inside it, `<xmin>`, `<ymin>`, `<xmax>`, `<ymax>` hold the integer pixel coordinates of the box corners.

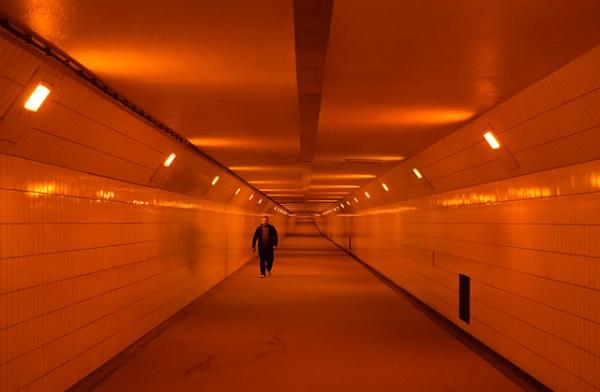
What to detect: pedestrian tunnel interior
<box><xmin>0</xmin><ymin>2</ymin><xmax>599</xmax><ymax>391</ymax></box>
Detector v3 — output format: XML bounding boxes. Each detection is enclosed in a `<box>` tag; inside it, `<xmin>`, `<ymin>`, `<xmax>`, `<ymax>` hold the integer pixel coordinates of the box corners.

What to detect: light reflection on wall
<box><xmin>96</xmin><ymin>190</ymin><xmax>116</xmax><ymax>200</ymax></box>
<box><xmin>27</xmin><ymin>182</ymin><xmax>57</xmax><ymax>197</ymax></box>
<box><xmin>436</xmin><ymin>186</ymin><xmax>553</xmax><ymax>207</ymax></box>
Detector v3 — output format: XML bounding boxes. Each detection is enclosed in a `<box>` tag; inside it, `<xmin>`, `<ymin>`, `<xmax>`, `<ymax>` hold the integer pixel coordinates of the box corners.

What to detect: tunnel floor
<box><xmin>82</xmin><ymin>223</ymin><xmax>525</xmax><ymax>391</ymax></box>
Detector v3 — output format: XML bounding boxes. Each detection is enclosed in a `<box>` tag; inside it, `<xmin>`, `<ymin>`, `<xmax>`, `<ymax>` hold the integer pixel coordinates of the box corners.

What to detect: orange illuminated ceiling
<box><xmin>2</xmin><ymin>0</ymin><xmax>599</xmax><ymax>212</ymax></box>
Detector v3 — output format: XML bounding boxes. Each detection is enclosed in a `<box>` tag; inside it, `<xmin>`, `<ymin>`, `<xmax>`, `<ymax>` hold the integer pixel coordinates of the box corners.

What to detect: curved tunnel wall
<box><xmin>316</xmin><ymin>46</ymin><xmax>600</xmax><ymax>392</ymax></box>
<box><xmin>0</xmin><ymin>31</ymin><xmax>294</xmax><ymax>391</ymax></box>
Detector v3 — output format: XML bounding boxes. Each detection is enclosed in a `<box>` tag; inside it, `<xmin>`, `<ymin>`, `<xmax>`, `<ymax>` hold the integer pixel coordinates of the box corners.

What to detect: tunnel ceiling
<box><xmin>2</xmin><ymin>0</ymin><xmax>600</xmax><ymax>213</ymax></box>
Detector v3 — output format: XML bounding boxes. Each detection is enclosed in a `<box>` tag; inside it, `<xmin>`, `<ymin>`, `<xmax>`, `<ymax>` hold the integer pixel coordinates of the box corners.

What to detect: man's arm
<box><xmin>252</xmin><ymin>228</ymin><xmax>258</xmax><ymax>249</ymax></box>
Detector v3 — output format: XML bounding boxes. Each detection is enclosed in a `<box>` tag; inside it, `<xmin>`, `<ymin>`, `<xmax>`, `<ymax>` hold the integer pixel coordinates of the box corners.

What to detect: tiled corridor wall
<box><xmin>0</xmin><ymin>154</ymin><xmax>292</xmax><ymax>392</ymax></box>
<box><xmin>0</xmin><ymin>32</ymin><xmax>293</xmax><ymax>391</ymax></box>
<box><xmin>316</xmin><ymin>46</ymin><xmax>600</xmax><ymax>392</ymax></box>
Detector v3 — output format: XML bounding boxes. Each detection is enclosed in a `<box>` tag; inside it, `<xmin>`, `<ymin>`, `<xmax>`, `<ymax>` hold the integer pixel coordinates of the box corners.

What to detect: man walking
<box><xmin>252</xmin><ymin>215</ymin><xmax>278</xmax><ymax>278</ymax></box>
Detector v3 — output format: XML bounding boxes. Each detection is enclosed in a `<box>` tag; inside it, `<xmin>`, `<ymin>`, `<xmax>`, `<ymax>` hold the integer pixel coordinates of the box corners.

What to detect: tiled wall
<box><xmin>0</xmin><ymin>31</ymin><xmax>293</xmax><ymax>390</ymax></box>
<box><xmin>316</xmin><ymin>46</ymin><xmax>600</xmax><ymax>391</ymax></box>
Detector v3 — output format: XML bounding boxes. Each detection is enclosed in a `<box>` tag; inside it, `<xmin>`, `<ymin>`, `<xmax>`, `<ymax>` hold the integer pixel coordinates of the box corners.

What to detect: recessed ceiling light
<box><xmin>354</xmin><ymin>197</ymin><xmax>359</xmax><ymax>203</ymax></box>
<box><xmin>249</xmin><ymin>194</ymin><xmax>254</xmax><ymax>200</ymax></box>
<box><xmin>382</xmin><ymin>183</ymin><xmax>389</xmax><ymax>191</ymax></box>
<box><xmin>234</xmin><ymin>187</ymin><xmax>241</xmax><ymax>195</ymax></box>
<box><xmin>346</xmin><ymin>200</ymin><xmax>351</xmax><ymax>206</ymax></box>
<box><xmin>258</xmin><ymin>199</ymin><xmax>263</xmax><ymax>204</ymax></box>
<box><xmin>163</xmin><ymin>153</ymin><xmax>176</xmax><ymax>167</ymax></box>
<box><xmin>412</xmin><ymin>168</ymin><xmax>423</xmax><ymax>179</ymax></box>
<box><xmin>211</xmin><ymin>175</ymin><xmax>220</xmax><ymax>186</ymax></box>
<box><xmin>483</xmin><ymin>131</ymin><xmax>501</xmax><ymax>150</ymax></box>
<box><xmin>364</xmin><ymin>191</ymin><xmax>371</xmax><ymax>199</ymax></box>
<box><xmin>24</xmin><ymin>83</ymin><xmax>51</xmax><ymax>112</ymax></box>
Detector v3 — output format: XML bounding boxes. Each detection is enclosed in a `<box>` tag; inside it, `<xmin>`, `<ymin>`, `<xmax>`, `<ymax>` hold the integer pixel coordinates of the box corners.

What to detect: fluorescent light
<box><xmin>354</xmin><ymin>197</ymin><xmax>359</xmax><ymax>203</ymax></box>
<box><xmin>364</xmin><ymin>191</ymin><xmax>371</xmax><ymax>199</ymax></box>
<box><xmin>249</xmin><ymin>194</ymin><xmax>254</xmax><ymax>200</ymax></box>
<box><xmin>234</xmin><ymin>187</ymin><xmax>241</xmax><ymax>195</ymax></box>
<box><xmin>484</xmin><ymin>131</ymin><xmax>501</xmax><ymax>150</ymax></box>
<box><xmin>341</xmin><ymin>203</ymin><xmax>345</xmax><ymax>208</ymax></box>
<box><xmin>346</xmin><ymin>201</ymin><xmax>351</xmax><ymax>206</ymax></box>
<box><xmin>258</xmin><ymin>198</ymin><xmax>263</xmax><ymax>204</ymax></box>
<box><xmin>163</xmin><ymin>153</ymin><xmax>176</xmax><ymax>167</ymax></box>
<box><xmin>382</xmin><ymin>183</ymin><xmax>389</xmax><ymax>191</ymax></box>
<box><xmin>412</xmin><ymin>168</ymin><xmax>423</xmax><ymax>179</ymax></box>
<box><xmin>211</xmin><ymin>175</ymin><xmax>220</xmax><ymax>186</ymax></box>
<box><xmin>24</xmin><ymin>84</ymin><xmax>51</xmax><ymax>112</ymax></box>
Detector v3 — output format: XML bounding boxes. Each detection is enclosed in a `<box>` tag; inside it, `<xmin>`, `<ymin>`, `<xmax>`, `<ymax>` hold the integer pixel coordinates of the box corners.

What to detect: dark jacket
<box><xmin>252</xmin><ymin>224</ymin><xmax>278</xmax><ymax>249</ymax></box>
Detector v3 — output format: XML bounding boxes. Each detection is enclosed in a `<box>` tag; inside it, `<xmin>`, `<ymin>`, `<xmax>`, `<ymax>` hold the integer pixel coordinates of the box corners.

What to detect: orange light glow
<box><xmin>229</xmin><ymin>165</ymin><xmax>298</xmax><ymax>172</ymax></box>
<box><xmin>310</xmin><ymin>185</ymin><xmax>361</xmax><ymax>189</ymax></box>
<box><xmin>27</xmin><ymin>182</ymin><xmax>56</xmax><ymax>196</ymax></box>
<box><xmin>483</xmin><ymin>131</ymin><xmax>501</xmax><ymax>149</ymax></box>
<box><xmin>24</xmin><ymin>84</ymin><xmax>51</xmax><ymax>112</ymax></box>
<box><xmin>311</xmin><ymin>173</ymin><xmax>376</xmax><ymax>180</ymax></box>
<box><xmin>412</xmin><ymin>168</ymin><xmax>423</xmax><ymax>179</ymax></box>
<box><xmin>332</xmin><ymin>107</ymin><xmax>474</xmax><ymax>127</ymax></box>
<box><xmin>380</xmin><ymin>108</ymin><xmax>474</xmax><ymax>125</ymax></box>
<box><xmin>381</xmin><ymin>183</ymin><xmax>389</xmax><ymax>191</ymax></box>
<box><xmin>211</xmin><ymin>175</ymin><xmax>220</xmax><ymax>186</ymax></box>
<box><xmin>163</xmin><ymin>153</ymin><xmax>176</xmax><ymax>167</ymax></box>
<box><xmin>234</xmin><ymin>187</ymin><xmax>241</xmax><ymax>195</ymax></box>
<box><xmin>364</xmin><ymin>191</ymin><xmax>371</xmax><ymax>199</ymax></box>
<box><xmin>249</xmin><ymin>180</ymin><xmax>298</xmax><ymax>185</ymax></box>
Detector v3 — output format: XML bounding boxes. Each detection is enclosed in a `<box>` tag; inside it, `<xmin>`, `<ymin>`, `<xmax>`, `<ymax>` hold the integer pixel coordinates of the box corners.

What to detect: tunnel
<box><xmin>1</xmin><ymin>1</ymin><xmax>599</xmax><ymax>391</ymax></box>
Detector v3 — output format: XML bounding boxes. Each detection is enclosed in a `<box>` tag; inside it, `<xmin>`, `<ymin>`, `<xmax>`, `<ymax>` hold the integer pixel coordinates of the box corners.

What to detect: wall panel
<box><xmin>317</xmin><ymin>46</ymin><xmax>600</xmax><ymax>391</ymax></box>
<box><xmin>0</xmin><ymin>30</ymin><xmax>293</xmax><ymax>391</ymax></box>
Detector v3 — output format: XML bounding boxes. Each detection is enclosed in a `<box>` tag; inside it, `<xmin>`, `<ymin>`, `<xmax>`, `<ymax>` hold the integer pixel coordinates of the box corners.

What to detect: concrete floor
<box><xmin>86</xmin><ymin>223</ymin><xmax>526</xmax><ymax>391</ymax></box>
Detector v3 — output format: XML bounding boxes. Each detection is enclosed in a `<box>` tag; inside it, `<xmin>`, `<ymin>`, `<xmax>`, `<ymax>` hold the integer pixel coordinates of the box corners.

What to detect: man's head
<box><xmin>261</xmin><ymin>216</ymin><xmax>269</xmax><ymax>226</ymax></box>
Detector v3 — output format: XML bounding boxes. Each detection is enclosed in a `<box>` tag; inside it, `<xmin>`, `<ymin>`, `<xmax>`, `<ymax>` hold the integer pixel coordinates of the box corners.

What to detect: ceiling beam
<box><xmin>293</xmin><ymin>0</ymin><xmax>334</xmax><ymax>212</ymax></box>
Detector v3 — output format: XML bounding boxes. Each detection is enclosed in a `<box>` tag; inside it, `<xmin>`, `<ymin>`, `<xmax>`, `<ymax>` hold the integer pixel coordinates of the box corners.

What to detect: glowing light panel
<box><xmin>163</xmin><ymin>153</ymin><xmax>176</xmax><ymax>167</ymax></box>
<box><xmin>382</xmin><ymin>183</ymin><xmax>389</xmax><ymax>191</ymax></box>
<box><xmin>211</xmin><ymin>175</ymin><xmax>220</xmax><ymax>186</ymax></box>
<box><xmin>24</xmin><ymin>84</ymin><xmax>51</xmax><ymax>112</ymax></box>
<box><xmin>413</xmin><ymin>168</ymin><xmax>423</xmax><ymax>179</ymax></box>
<box><xmin>484</xmin><ymin>131</ymin><xmax>501</xmax><ymax>150</ymax></box>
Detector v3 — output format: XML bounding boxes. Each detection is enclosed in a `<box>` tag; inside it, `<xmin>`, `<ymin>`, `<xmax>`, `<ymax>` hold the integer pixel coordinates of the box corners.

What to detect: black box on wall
<box><xmin>459</xmin><ymin>274</ymin><xmax>470</xmax><ymax>324</ymax></box>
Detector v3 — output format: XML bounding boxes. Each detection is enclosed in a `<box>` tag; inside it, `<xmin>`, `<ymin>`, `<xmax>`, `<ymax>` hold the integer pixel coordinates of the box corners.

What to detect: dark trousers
<box><xmin>259</xmin><ymin>247</ymin><xmax>274</xmax><ymax>275</ymax></box>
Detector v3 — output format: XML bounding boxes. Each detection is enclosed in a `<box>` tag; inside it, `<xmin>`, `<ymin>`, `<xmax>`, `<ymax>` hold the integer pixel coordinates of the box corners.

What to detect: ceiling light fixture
<box><xmin>364</xmin><ymin>191</ymin><xmax>371</xmax><ymax>199</ymax></box>
<box><xmin>354</xmin><ymin>197</ymin><xmax>359</xmax><ymax>203</ymax></box>
<box><xmin>483</xmin><ymin>131</ymin><xmax>501</xmax><ymax>150</ymax></box>
<box><xmin>234</xmin><ymin>187</ymin><xmax>241</xmax><ymax>195</ymax></box>
<box><xmin>412</xmin><ymin>168</ymin><xmax>423</xmax><ymax>179</ymax></box>
<box><xmin>249</xmin><ymin>194</ymin><xmax>254</xmax><ymax>200</ymax></box>
<box><xmin>382</xmin><ymin>183</ymin><xmax>389</xmax><ymax>191</ymax></box>
<box><xmin>211</xmin><ymin>175</ymin><xmax>220</xmax><ymax>186</ymax></box>
<box><xmin>258</xmin><ymin>199</ymin><xmax>263</xmax><ymax>204</ymax></box>
<box><xmin>24</xmin><ymin>83</ymin><xmax>51</xmax><ymax>112</ymax></box>
<box><xmin>163</xmin><ymin>153</ymin><xmax>176</xmax><ymax>167</ymax></box>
